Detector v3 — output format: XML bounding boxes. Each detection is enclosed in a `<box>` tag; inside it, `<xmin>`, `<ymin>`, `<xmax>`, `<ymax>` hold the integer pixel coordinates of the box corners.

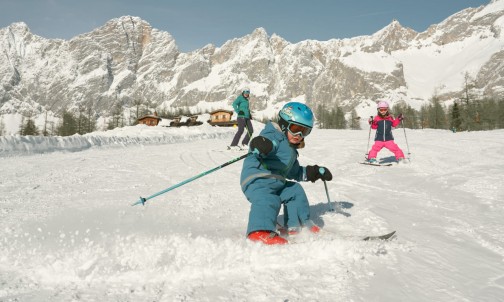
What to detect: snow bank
<box><xmin>0</xmin><ymin>124</ymin><xmax>237</xmax><ymax>157</ymax></box>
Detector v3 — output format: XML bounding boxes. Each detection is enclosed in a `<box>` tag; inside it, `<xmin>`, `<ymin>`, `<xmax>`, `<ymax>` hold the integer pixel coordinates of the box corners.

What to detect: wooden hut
<box><xmin>186</xmin><ymin>115</ymin><xmax>203</xmax><ymax>126</ymax></box>
<box><xmin>208</xmin><ymin>109</ymin><xmax>238</xmax><ymax>127</ymax></box>
<box><xmin>169</xmin><ymin>115</ymin><xmax>203</xmax><ymax>127</ymax></box>
<box><xmin>169</xmin><ymin>116</ymin><xmax>183</xmax><ymax>127</ymax></box>
<box><xmin>137</xmin><ymin>111</ymin><xmax>161</xmax><ymax>126</ymax></box>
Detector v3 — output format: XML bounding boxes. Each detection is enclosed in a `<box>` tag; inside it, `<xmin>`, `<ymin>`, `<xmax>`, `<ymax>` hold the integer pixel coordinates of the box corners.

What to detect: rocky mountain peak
<box><xmin>5</xmin><ymin>22</ymin><xmax>30</xmax><ymax>35</ymax></box>
<box><xmin>363</xmin><ymin>19</ymin><xmax>417</xmax><ymax>53</ymax></box>
<box><xmin>1</xmin><ymin>2</ymin><xmax>504</xmax><ymax>134</ymax></box>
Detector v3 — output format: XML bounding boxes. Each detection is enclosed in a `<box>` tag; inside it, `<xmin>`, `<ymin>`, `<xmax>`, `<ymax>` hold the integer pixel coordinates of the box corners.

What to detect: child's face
<box><xmin>287</xmin><ymin>131</ymin><xmax>304</xmax><ymax>144</ymax></box>
<box><xmin>378</xmin><ymin>108</ymin><xmax>388</xmax><ymax>115</ymax></box>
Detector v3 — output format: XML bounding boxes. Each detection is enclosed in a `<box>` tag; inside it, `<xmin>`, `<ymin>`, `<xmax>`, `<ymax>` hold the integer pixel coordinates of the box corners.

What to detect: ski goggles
<box><xmin>378</xmin><ymin>108</ymin><xmax>388</xmax><ymax>113</ymax></box>
<box><xmin>287</xmin><ymin>122</ymin><xmax>312</xmax><ymax>137</ymax></box>
<box><xmin>243</xmin><ymin>90</ymin><xmax>250</xmax><ymax>94</ymax></box>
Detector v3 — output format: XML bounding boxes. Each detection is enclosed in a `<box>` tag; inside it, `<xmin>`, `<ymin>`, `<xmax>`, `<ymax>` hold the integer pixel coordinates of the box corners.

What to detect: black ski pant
<box><xmin>230</xmin><ymin>117</ymin><xmax>253</xmax><ymax>146</ymax></box>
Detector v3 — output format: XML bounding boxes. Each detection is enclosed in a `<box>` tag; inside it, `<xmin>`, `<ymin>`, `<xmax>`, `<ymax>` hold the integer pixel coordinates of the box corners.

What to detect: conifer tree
<box><xmin>316</xmin><ymin>104</ymin><xmax>326</xmax><ymax>129</ymax></box>
<box><xmin>20</xmin><ymin>118</ymin><xmax>39</xmax><ymax>136</ymax></box>
<box><xmin>449</xmin><ymin>102</ymin><xmax>462</xmax><ymax>131</ymax></box>
<box><xmin>404</xmin><ymin>105</ymin><xmax>419</xmax><ymax>129</ymax></box>
<box><xmin>419</xmin><ymin>105</ymin><xmax>429</xmax><ymax>129</ymax></box>
<box><xmin>497</xmin><ymin>99</ymin><xmax>504</xmax><ymax>129</ymax></box>
<box><xmin>0</xmin><ymin>116</ymin><xmax>5</xmax><ymax>136</ymax></box>
<box><xmin>57</xmin><ymin>110</ymin><xmax>78</xmax><ymax>136</ymax></box>
<box><xmin>335</xmin><ymin>106</ymin><xmax>346</xmax><ymax>129</ymax></box>
<box><xmin>428</xmin><ymin>97</ymin><xmax>447</xmax><ymax>129</ymax></box>
<box><xmin>390</xmin><ymin>102</ymin><xmax>416</xmax><ymax>128</ymax></box>
<box><xmin>349</xmin><ymin>109</ymin><xmax>361</xmax><ymax>130</ymax></box>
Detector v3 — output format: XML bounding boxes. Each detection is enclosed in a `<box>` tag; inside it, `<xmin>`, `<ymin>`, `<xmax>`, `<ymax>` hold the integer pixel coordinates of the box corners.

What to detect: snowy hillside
<box><xmin>1</xmin><ymin>122</ymin><xmax>503</xmax><ymax>301</ymax></box>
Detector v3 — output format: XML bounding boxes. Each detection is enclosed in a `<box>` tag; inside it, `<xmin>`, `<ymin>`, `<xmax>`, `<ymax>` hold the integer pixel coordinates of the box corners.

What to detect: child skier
<box><xmin>367</xmin><ymin>101</ymin><xmax>405</xmax><ymax>164</ymax></box>
<box><xmin>229</xmin><ymin>87</ymin><xmax>253</xmax><ymax>150</ymax></box>
<box><xmin>240</xmin><ymin>102</ymin><xmax>333</xmax><ymax>245</ymax></box>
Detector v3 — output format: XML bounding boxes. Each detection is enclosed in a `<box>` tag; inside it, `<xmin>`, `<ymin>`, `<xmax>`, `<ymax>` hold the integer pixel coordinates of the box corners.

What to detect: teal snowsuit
<box><xmin>231</xmin><ymin>93</ymin><xmax>253</xmax><ymax>146</ymax></box>
<box><xmin>232</xmin><ymin>94</ymin><xmax>251</xmax><ymax>118</ymax></box>
<box><xmin>240</xmin><ymin>122</ymin><xmax>312</xmax><ymax>235</ymax></box>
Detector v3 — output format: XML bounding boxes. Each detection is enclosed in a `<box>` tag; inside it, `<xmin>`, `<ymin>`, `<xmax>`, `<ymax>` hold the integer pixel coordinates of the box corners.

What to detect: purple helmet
<box><xmin>377</xmin><ymin>101</ymin><xmax>389</xmax><ymax>109</ymax></box>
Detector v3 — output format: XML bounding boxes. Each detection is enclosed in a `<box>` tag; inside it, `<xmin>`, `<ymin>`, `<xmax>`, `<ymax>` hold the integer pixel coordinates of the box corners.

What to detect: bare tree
<box><xmin>43</xmin><ymin>95</ymin><xmax>61</xmax><ymax>136</ymax></box>
<box><xmin>0</xmin><ymin>115</ymin><xmax>5</xmax><ymax>136</ymax></box>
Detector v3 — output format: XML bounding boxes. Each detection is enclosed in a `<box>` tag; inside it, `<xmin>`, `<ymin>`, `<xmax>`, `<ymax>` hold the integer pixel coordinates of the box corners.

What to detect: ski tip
<box><xmin>131</xmin><ymin>197</ymin><xmax>147</xmax><ymax>207</ymax></box>
<box><xmin>363</xmin><ymin>230</ymin><xmax>396</xmax><ymax>241</ymax></box>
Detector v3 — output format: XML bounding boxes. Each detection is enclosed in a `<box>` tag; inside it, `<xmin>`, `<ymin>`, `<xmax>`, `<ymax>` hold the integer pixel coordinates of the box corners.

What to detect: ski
<box><xmin>330</xmin><ymin>230</ymin><xmax>396</xmax><ymax>241</ymax></box>
<box><xmin>276</xmin><ymin>223</ymin><xmax>396</xmax><ymax>242</ymax></box>
<box><xmin>362</xmin><ymin>230</ymin><xmax>396</xmax><ymax>241</ymax></box>
<box><xmin>360</xmin><ymin>162</ymin><xmax>393</xmax><ymax>167</ymax></box>
<box><xmin>212</xmin><ymin>148</ymin><xmax>248</xmax><ymax>153</ymax></box>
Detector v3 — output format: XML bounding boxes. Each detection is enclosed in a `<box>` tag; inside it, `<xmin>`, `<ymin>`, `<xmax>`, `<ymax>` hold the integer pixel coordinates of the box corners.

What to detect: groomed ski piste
<box><xmin>1</xmin><ymin>121</ymin><xmax>503</xmax><ymax>301</ymax></box>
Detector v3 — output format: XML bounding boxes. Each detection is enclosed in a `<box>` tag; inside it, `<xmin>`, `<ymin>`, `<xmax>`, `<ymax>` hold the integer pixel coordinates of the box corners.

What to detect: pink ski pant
<box><xmin>368</xmin><ymin>140</ymin><xmax>405</xmax><ymax>159</ymax></box>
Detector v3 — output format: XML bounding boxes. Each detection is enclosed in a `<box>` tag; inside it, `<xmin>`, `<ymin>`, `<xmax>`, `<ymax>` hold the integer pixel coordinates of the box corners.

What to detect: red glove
<box><xmin>397</xmin><ymin>113</ymin><xmax>404</xmax><ymax>121</ymax></box>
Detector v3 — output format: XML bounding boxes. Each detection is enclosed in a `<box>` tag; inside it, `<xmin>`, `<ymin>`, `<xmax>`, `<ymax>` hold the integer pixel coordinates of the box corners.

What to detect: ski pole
<box><xmin>132</xmin><ymin>152</ymin><xmax>252</xmax><ymax>206</ymax></box>
<box><xmin>319</xmin><ymin>167</ymin><xmax>334</xmax><ymax>212</ymax></box>
<box><xmin>401</xmin><ymin>121</ymin><xmax>411</xmax><ymax>158</ymax></box>
<box><xmin>365</xmin><ymin>115</ymin><xmax>373</xmax><ymax>158</ymax></box>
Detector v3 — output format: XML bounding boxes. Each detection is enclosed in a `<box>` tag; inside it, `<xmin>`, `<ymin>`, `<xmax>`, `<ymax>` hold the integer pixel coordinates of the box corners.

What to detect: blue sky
<box><xmin>1</xmin><ymin>0</ymin><xmax>491</xmax><ymax>52</ymax></box>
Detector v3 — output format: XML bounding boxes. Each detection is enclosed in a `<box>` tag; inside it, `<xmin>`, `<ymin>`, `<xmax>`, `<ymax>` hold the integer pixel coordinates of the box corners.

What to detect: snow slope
<box><xmin>1</xmin><ymin>123</ymin><xmax>503</xmax><ymax>301</ymax></box>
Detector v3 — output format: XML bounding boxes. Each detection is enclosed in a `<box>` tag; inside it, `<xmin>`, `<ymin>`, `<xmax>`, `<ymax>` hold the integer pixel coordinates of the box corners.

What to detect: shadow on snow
<box><xmin>278</xmin><ymin>200</ymin><xmax>354</xmax><ymax>229</ymax></box>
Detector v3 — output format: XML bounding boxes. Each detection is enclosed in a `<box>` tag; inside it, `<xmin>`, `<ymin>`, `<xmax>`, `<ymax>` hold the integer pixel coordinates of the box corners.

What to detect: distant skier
<box><xmin>240</xmin><ymin>102</ymin><xmax>333</xmax><ymax>245</ymax></box>
<box><xmin>366</xmin><ymin>101</ymin><xmax>405</xmax><ymax>164</ymax></box>
<box><xmin>228</xmin><ymin>87</ymin><xmax>253</xmax><ymax>150</ymax></box>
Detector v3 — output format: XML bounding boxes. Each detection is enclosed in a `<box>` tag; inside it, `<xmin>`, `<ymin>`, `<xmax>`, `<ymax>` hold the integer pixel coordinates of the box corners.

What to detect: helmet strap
<box><xmin>278</xmin><ymin>116</ymin><xmax>289</xmax><ymax>133</ymax></box>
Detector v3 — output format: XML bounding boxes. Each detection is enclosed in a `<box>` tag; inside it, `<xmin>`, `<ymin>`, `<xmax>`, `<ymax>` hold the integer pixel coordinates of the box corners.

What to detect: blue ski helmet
<box><xmin>278</xmin><ymin>102</ymin><xmax>314</xmax><ymax>131</ymax></box>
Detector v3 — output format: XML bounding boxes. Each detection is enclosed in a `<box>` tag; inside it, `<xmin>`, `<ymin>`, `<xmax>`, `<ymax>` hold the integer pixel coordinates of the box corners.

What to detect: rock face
<box><xmin>1</xmin><ymin>1</ymin><xmax>503</xmax><ymax>128</ymax></box>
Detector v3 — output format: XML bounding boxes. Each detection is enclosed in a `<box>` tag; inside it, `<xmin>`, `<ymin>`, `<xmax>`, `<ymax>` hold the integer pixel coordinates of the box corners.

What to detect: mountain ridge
<box><xmin>1</xmin><ymin>1</ymin><xmax>503</xmax><ymax>134</ymax></box>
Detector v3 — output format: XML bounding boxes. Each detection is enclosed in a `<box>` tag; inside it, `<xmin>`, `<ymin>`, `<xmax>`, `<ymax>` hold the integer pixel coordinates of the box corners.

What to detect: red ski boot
<box><xmin>309</xmin><ymin>225</ymin><xmax>321</xmax><ymax>233</ymax></box>
<box><xmin>248</xmin><ymin>231</ymin><xmax>288</xmax><ymax>245</ymax></box>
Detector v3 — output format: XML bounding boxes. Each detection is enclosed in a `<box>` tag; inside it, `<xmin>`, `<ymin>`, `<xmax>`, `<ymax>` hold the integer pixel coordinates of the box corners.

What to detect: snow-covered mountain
<box><xmin>1</xmin><ymin>0</ymin><xmax>504</xmax><ymax>134</ymax></box>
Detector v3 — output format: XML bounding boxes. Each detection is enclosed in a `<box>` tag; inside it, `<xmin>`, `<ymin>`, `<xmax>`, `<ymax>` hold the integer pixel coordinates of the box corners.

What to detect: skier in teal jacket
<box><xmin>229</xmin><ymin>88</ymin><xmax>253</xmax><ymax>150</ymax></box>
<box><xmin>241</xmin><ymin>102</ymin><xmax>333</xmax><ymax>245</ymax></box>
